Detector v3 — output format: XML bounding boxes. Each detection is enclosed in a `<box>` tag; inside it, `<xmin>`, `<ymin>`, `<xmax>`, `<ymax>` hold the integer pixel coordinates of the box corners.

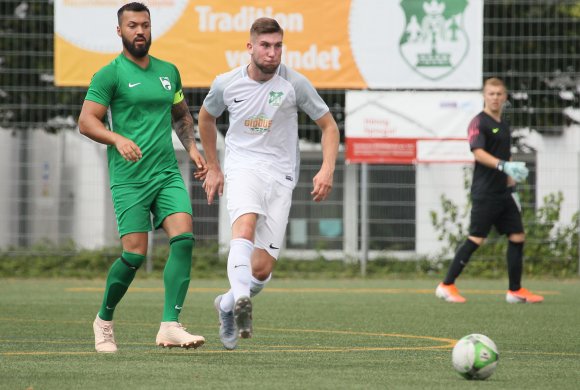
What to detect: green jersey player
<box><xmin>78</xmin><ymin>2</ymin><xmax>207</xmax><ymax>353</ymax></box>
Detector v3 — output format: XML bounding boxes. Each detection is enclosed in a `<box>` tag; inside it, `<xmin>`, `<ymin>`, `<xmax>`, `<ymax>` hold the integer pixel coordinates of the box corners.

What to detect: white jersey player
<box><xmin>198</xmin><ymin>17</ymin><xmax>340</xmax><ymax>350</ymax></box>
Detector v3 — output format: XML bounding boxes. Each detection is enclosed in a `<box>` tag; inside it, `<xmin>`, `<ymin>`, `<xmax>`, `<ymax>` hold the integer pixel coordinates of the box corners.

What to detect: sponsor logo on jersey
<box><xmin>244</xmin><ymin>114</ymin><xmax>272</xmax><ymax>134</ymax></box>
<box><xmin>128</xmin><ymin>82</ymin><xmax>141</xmax><ymax>88</ymax></box>
<box><xmin>492</xmin><ymin>127</ymin><xmax>500</xmax><ymax>133</ymax></box>
<box><xmin>159</xmin><ymin>76</ymin><xmax>172</xmax><ymax>90</ymax></box>
<box><xmin>268</xmin><ymin>91</ymin><xmax>284</xmax><ymax>106</ymax></box>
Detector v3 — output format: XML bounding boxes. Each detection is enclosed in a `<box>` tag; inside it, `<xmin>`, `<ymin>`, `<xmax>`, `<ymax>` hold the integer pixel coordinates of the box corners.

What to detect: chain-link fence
<box><xmin>1</xmin><ymin>1</ymin><xmax>579</xmax><ymax>270</ymax></box>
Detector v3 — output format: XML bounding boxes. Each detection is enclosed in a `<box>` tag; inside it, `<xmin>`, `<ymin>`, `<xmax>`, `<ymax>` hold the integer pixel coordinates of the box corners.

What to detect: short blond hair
<box><xmin>483</xmin><ymin>77</ymin><xmax>507</xmax><ymax>91</ymax></box>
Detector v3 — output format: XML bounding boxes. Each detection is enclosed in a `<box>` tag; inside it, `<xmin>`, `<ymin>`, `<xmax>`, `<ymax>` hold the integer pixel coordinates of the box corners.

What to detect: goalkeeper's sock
<box><xmin>507</xmin><ymin>241</ymin><xmax>524</xmax><ymax>291</ymax></box>
<box><xmin>443</xmin><ymin>239</ymin><xmax>479</xmax><ymax>285</ymax></box>
<box><xmin>227</xmin><ymin>238</ymin><xmax>253</xmax><ymax>302</ymax></box>
<box><xmin>250</xmin><ymin>273</ymin><xmax>271</xmax><ymax>297</ymax></box>
<box><xmin>98</xmin><ymin>251</ymin><xmax>145</xmax><ymax>321</ymax></box>
<box><xmin>162</xmin><ymin>233</ymin><xmax>195</xmax><ymax>322</ymax></box>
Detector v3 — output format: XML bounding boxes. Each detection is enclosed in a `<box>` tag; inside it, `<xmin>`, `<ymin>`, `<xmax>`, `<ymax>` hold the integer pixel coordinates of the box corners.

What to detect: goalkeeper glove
<box><xmin>497</xmin><ymin>160</ymin><xmax>528</xmax><ymax>183</ymax></box>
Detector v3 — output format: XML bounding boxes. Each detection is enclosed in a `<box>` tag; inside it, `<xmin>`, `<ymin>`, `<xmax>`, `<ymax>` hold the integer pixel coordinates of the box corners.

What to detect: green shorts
<box><xmin>111</xmin><ymin>171</ymin><xmax>192</xmax><ymax>237</ymax></box>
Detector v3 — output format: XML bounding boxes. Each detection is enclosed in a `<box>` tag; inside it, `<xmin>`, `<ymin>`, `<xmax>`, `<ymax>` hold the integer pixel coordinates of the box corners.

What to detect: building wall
<box><xmin>416</xmin><ymin>163</ymin><xmax>470</xmax><ymax>256</ymax></box>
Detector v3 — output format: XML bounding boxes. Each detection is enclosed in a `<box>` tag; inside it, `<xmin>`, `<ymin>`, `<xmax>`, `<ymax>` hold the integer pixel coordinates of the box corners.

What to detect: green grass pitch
<box><xmin>1</xmin><ymin>278</ymin><xmax>579</xmax><ymax>389</ymax></box>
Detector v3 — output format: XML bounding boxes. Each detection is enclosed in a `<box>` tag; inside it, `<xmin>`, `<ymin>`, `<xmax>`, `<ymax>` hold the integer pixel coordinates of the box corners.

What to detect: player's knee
<box><xmin>121</xmin><ymin>232</ymin><xmax>149</xmax><ymax>255</ymax></box>
<box><xmin>121</xmin><ymin>251</ymin><xmax>146</xmax><ymax>270</ymax></box>
<box><xmin>251</xmin><ymin>250</ymin><xmax>275</xmax><ymax>280</ymax></box>
<box><xmin>468</xmin><ymin>236</ymin><xmax>485</xmax><ymax>246</ymax></box>
<box><xmin>508</xmin><ymin>232</ymin><xmax>525</xmax><ymax>243</ymax></box>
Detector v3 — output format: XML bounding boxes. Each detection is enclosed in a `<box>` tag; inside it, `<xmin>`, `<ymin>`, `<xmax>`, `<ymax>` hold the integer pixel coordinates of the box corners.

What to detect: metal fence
<box><xmin>1</xmin><ymin>1</ymin><xmax>580</xmax><ymax>266</ymax></box>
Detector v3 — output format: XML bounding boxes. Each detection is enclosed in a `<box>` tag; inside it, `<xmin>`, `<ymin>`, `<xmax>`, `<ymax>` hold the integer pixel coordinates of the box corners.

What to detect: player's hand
<box><xmin>502</xmin><ymin>161</ymin><xmax>528</xmax><ymax>183</ymax></box>
<box><xmin>189</xmin><ymin>148</ymin><xmax>208</xmax><ymax>181</ymax></box>
<box><xmin>202</xmin><ymin>166</ymin><xmax>224</xmax><ymax>205</ymax></box>
<box><xmin>311</xmin><ymin>167</ymin><xmax>334</xmax><ymax>202</ymax></box>
<box><xmin>114</xmin><ymin>135</ymin><xmax>142</xmax><ymax>162</ymax></box>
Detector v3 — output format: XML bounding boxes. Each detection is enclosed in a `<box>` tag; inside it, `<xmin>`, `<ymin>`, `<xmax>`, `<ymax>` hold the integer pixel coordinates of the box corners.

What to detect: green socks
<box><xmin>98</xmin><ymin>251</ymin><xmax>145</xmax><ymax>321</ymax></box>
<box><xmin>162</xmin><ymin>233</ymin><xmax>195</xmax><ymax>322</ymax></box>
<box><xmin>97</xmin><ymin>233</ymin><xmax>194</xmax><ymax>322</ymax></box>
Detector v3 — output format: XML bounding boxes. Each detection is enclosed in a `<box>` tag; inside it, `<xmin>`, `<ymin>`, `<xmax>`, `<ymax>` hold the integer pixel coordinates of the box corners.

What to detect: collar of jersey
<box><xmin>120</xmin><ymin>52</ymin><xmax>152</xmax><ymax>71</ymax></box>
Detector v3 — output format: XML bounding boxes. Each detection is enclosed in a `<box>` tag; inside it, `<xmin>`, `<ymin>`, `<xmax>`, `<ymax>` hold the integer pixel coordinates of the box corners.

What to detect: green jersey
<box><xmin>85</xmin><ymin>53</ymin><xmax>185</xmax><ymax>187</ymax></box>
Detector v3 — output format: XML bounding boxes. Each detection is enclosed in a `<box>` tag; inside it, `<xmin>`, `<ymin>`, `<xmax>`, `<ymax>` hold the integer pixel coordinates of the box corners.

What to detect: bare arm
<box><xmin>311</xmin><ymin>111</ymin><xmax>340</xmax><ymax>202</ymax></box>
<box><xmin>171</xmin><ymin>99</ymin><xmax>206</xmax><ymax>177</ymax></box>
<box><xmin>78</xmin><ymin>100</ymin><xmax>142</xmax><ymax>162</ymax></box>
<box><xmin>198</xmin><ymin>105</ymin><xmax>224</xmax><ymax>204</ymax></box>
<box><xmin>171</xmin><ymin>99</ymin><xmax>196</xmax><ymax>152</ymax></box>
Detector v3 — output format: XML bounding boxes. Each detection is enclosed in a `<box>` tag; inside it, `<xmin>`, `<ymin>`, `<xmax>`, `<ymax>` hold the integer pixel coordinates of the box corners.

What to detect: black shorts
<box><xmin>469</xmin><ymin>195</ymin><xmax>524</xmax><ymax>238</ymax></box>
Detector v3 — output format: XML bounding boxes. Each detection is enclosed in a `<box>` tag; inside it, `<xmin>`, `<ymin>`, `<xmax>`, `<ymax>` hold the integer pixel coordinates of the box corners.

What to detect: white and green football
<box><xmin>452</xmin><ymin>334</ymin><xmax>499</xmax><ymax>380</ymax></box>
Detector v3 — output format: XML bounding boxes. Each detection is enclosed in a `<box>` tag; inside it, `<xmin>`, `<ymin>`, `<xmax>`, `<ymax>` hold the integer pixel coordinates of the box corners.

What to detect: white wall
<box><xmin>416</xmin><ymin>162</ymin><xmax>470</xmax><ymax>257</ymax></box>
<box><xmin>27</xmin><ymin>130</ymin><xmax>63</xmax><ymax>244</ymax></box>
<box><xmin>533</xmin><ymin>124</ymin><xmax>580</xmax><ymax>225</ymax></box>
<box><xmin>64</xmin><ymin>131</ymin><xmax>116</xmax><ymax>249</ymax></box>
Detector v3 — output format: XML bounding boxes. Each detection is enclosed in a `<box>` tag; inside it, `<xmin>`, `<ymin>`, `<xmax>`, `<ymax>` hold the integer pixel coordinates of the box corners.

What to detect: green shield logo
<box><xmin>399</xmin><ymin>0</ymin><xmax>469</xmax><ymax>80</ymax></box>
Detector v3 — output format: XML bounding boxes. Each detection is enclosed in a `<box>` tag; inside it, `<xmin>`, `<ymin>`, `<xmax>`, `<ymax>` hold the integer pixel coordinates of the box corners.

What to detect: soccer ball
<box><xmin>452</xmin><ymin>334</ymin><xmax>499</xmax><ymax>380</ymax></box>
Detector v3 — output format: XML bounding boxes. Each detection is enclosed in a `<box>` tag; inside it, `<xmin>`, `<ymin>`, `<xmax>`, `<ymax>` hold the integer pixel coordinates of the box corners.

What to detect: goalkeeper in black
<box><xmin>435</xmin><ymin>77</ymin><xmax>544</xmax><ymax>304</ymax></box>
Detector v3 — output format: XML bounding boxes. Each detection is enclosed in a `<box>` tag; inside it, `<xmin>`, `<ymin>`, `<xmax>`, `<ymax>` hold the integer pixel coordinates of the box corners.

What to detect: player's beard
<box><xmin>253</xmin><ymin>58</ymin><xmax>279</xmax><ymax>74</ymax></box>
<box><xmin>122</xmin><ymin>34</ymin><xmax>151</xmax><ymax>58</ymax></box>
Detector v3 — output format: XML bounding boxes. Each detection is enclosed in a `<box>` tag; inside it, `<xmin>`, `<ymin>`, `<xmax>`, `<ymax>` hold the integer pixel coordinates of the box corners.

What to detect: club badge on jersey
<box><xmin>159</xmin><ymin>77</ymin><xmax>171</xmax><ymax>91</ymax></box>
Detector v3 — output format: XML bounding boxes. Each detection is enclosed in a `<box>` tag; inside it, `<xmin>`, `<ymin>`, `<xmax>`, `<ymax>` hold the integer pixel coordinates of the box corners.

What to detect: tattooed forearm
<box><xmin>172</xmin><ymin>100</ymin><xmax>195</xmax><ymax>152</ymax></box>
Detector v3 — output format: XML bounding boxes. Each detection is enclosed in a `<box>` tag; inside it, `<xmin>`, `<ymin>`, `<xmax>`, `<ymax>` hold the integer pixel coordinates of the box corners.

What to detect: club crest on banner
<box><xmin>399</xmin><ymin>0</ymin><xmax>470</xmax><ymax>81</ymax></box>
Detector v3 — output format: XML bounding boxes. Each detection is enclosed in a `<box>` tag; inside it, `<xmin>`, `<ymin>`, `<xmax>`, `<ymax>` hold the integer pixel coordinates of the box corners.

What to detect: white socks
<box><xmin>250</xmin><ymin>273</ymin><xmax>271</xmax><ymax>297</ymax></box>
<box><xmin>219</xmin><ymin>238</ymin><xmax>273</xmax><ymax>313</ymax></box>
<box><xmin>220</xmin><ymin>274</ymin><xmax>272</xmax><ymax>313</ymax></box>
<box><xmin>225</xmin><ymin>238</ymin><xmax>253</xmax><ymax>307</ymax></box>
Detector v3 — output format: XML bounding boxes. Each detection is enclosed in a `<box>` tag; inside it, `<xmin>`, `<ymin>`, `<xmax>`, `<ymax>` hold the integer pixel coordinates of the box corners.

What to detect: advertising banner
<box><xmin>345</xmin><ymin>90</ymin><xmax>483</xmax><ymax>164</ymax></box>
<box><xmin>54</xmin><ymin>0</ymin><xmax>483</xmax><ymax>89</ymax></box>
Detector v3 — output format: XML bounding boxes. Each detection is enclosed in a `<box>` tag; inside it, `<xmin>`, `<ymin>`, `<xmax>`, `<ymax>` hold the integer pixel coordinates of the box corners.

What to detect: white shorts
<box><xmin>225</xmin><ymin>169</ymin><xmax>292</xmax><ymax>259</ymax></box>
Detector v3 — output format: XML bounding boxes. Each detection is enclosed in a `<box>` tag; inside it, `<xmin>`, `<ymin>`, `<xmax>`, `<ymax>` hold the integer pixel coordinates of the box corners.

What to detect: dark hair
<box><xmin>117</xmin><ymin>2</ymin><xmax>150</xmax><ymax>25</ymax></box>
<box><xmin>250</xmin><ymin>17</ymin><xmax>283</xmax><ymax>38</ymax></box>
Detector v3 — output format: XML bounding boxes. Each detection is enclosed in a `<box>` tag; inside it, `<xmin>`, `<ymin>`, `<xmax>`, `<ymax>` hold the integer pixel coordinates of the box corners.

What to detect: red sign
<box><xmin>346</xmin><ymin>138</ymin><xmax>417</xmax><ymax>164</ymax></box>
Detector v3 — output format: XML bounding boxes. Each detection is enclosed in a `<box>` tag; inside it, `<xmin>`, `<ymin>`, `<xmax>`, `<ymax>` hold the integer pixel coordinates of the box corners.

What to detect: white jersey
<box><xmin>203</xmin><ymin>64</ymin><xmax>329</xmax><ymax>189</ymax></box>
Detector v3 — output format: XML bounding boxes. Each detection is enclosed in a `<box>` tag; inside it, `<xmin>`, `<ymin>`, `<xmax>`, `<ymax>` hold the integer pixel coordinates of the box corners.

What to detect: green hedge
<box><xmin>1</xmin><ymin>239</ymin><xmax>576</xmax><ymax>279</ymax></box>
<box><xmin>0</xmin><ymin>240</ymin><xmax>406</xmax><ymax>279</ymax></box>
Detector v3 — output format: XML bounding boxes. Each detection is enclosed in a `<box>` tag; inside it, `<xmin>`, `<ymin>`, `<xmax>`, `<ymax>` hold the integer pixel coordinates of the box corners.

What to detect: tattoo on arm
<box><xmin>172</xmin><ymin>100</ymin><xmax>195</xmax><ymax>152</ymax></box>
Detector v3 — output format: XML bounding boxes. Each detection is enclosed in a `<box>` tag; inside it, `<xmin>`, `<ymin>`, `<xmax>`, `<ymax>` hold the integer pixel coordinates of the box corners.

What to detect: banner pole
<box><xmin>360</xmin><ymin>163</ymin><xmax>368</xmax><ymax>277</ymax></box>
